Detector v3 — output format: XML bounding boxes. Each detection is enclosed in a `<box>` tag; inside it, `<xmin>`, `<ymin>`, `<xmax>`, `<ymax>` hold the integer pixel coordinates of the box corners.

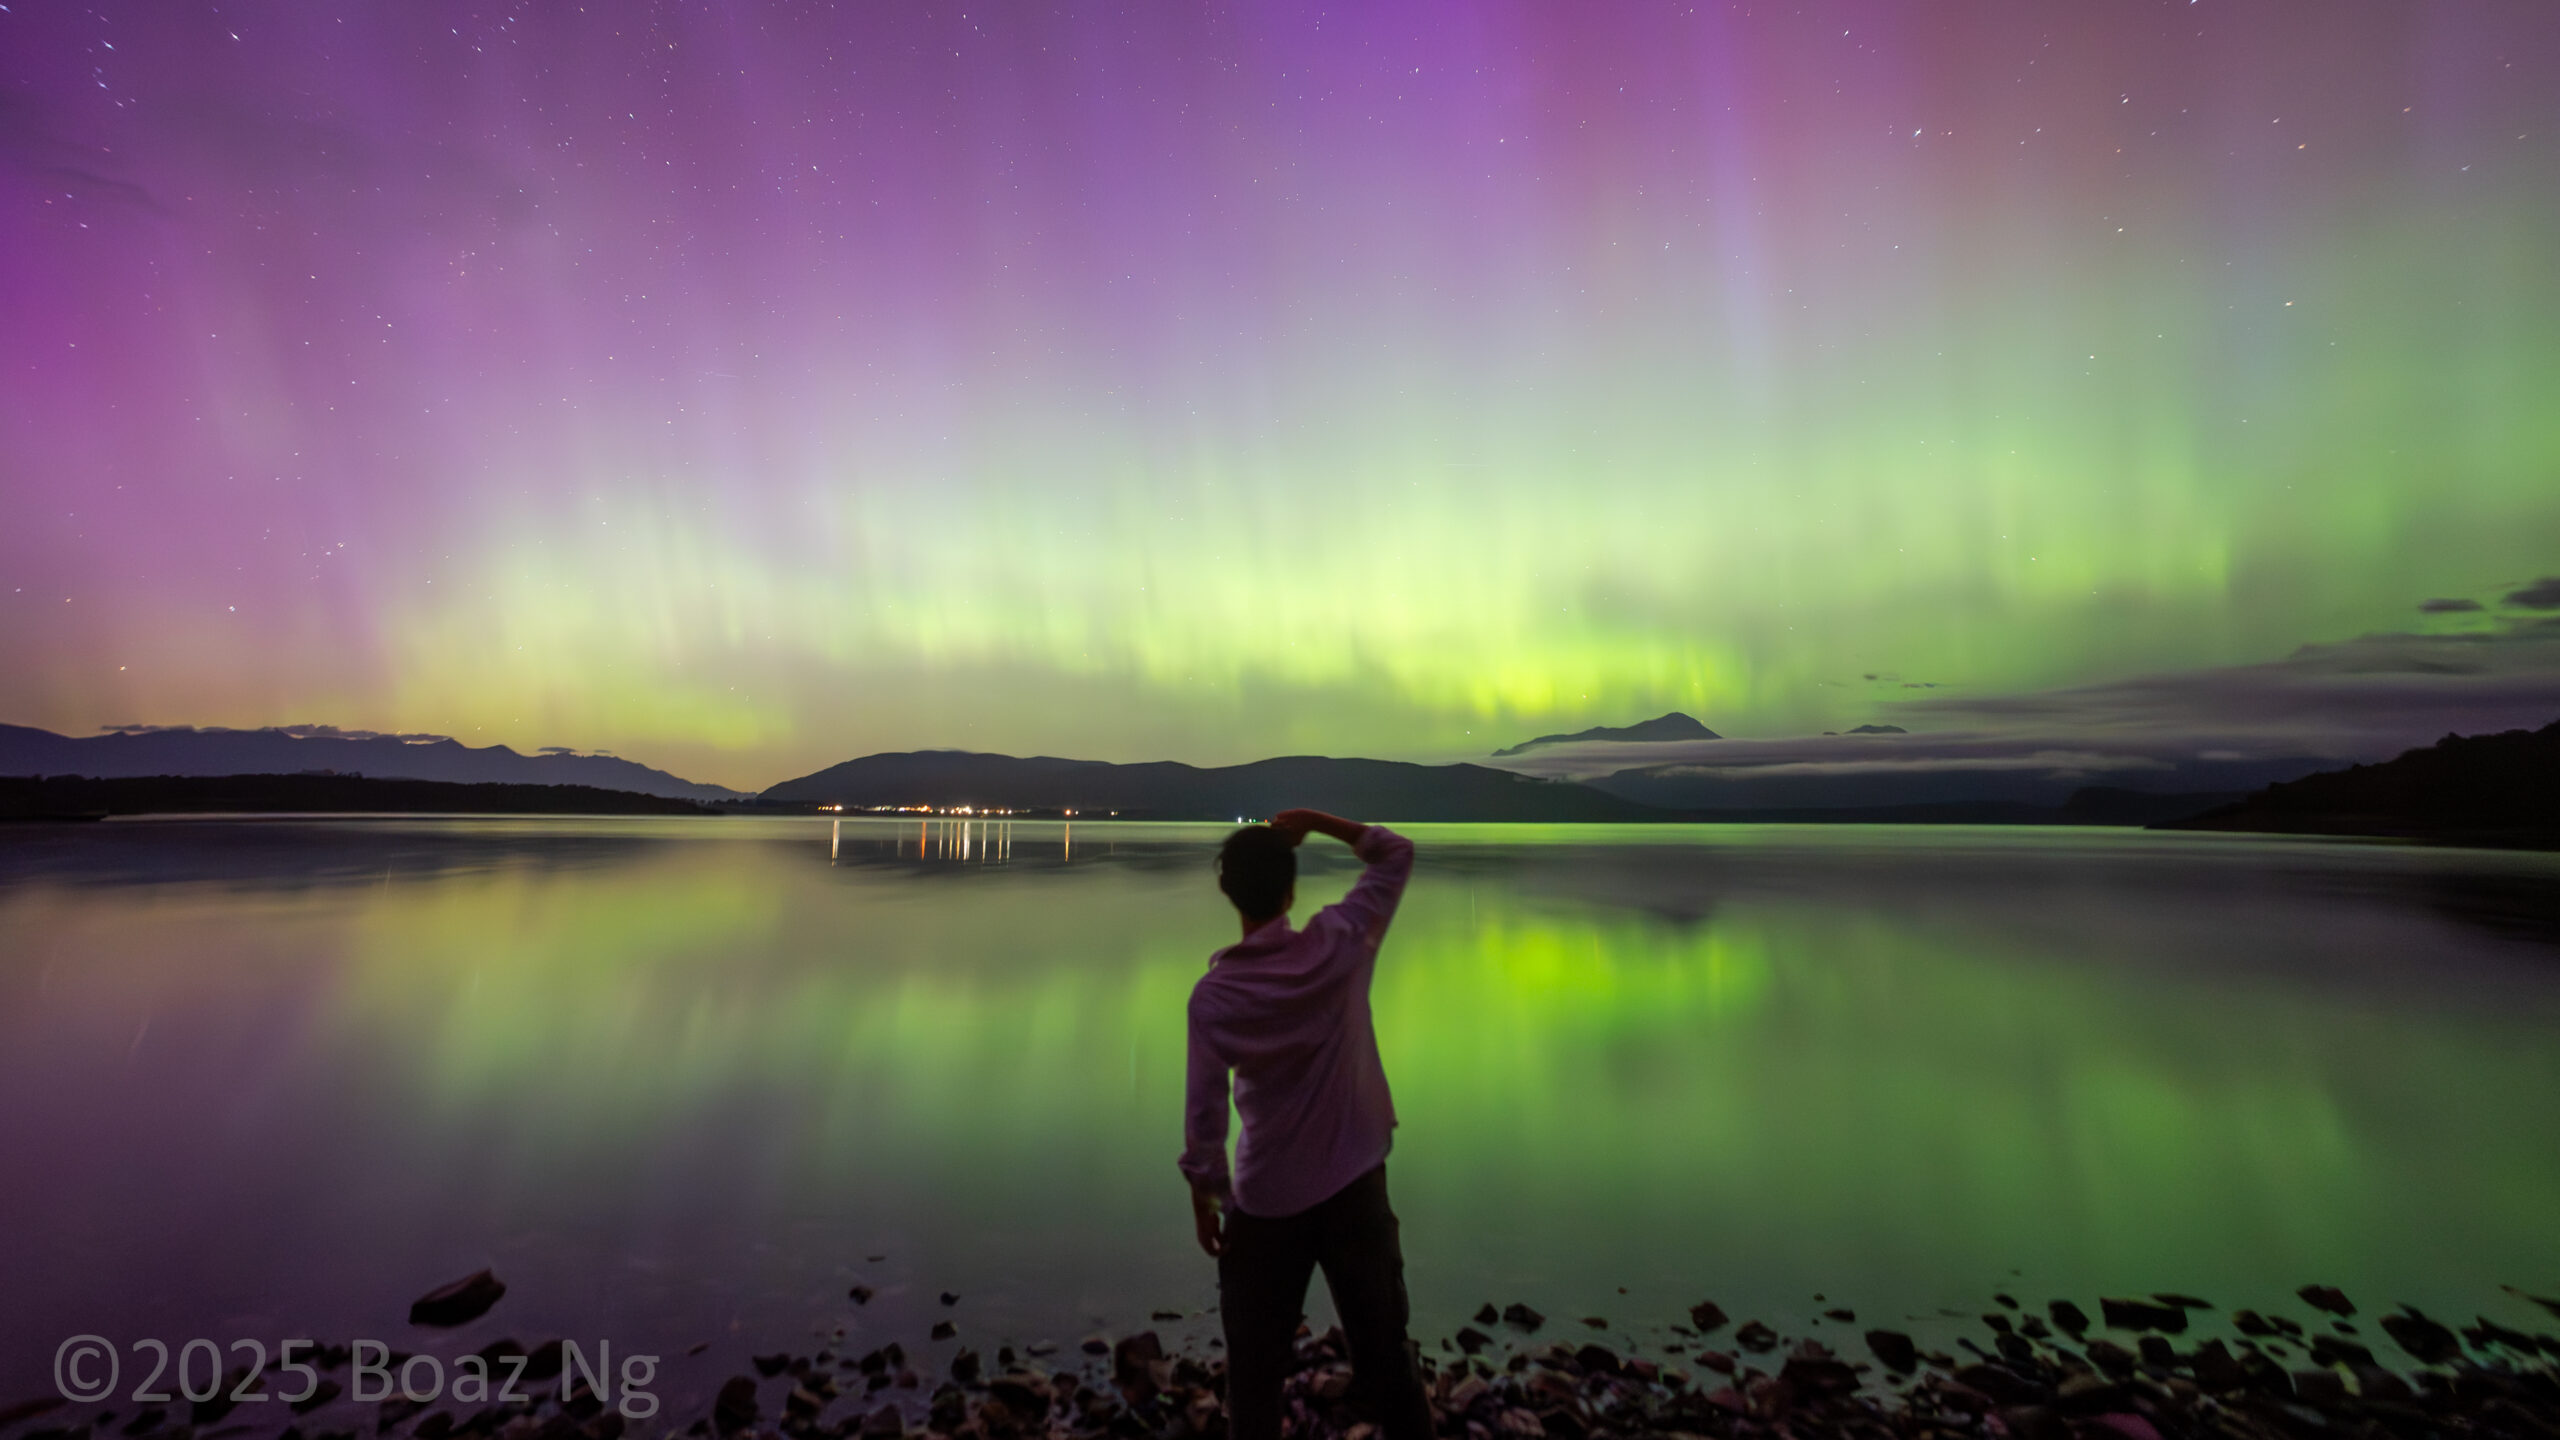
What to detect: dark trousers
<box><xmin>1217</xmin><ymin>1164</ymin><xmax>1433</xmax><ymax>1440</ymax></box>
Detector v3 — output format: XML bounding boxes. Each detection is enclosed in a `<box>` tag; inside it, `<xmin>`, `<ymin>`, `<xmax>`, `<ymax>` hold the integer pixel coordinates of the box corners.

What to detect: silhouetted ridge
<box><xmin>0</xmin><ymin>723</ymin><xmax>742</xmax><ymax>801</ymax></box>
<box><xmin>0</xmin><ymin>774</ymin><xmax>719</xmax><ymax>819</ymax></box>
<box><xmin>2157</xmin><ymin>718</ymin><xmax>2560</xmax><ymax>847</ymax></box>
<box><xmin>762</xmin><ymin>751</ymin><xmax>1670</xmax><ymax>822</ymax></box>
<box><xmin>1492</xmin><ymin>712</ymin><xmax>1718</xmax><ymax>757</ymax></box>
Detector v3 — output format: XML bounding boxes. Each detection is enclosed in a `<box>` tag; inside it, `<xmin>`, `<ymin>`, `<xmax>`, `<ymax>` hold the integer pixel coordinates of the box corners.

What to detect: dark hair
<box><xmin>1216</xmin><ymin>825</ymin><xmax>1297</xmax><ymax>921</ymax></box>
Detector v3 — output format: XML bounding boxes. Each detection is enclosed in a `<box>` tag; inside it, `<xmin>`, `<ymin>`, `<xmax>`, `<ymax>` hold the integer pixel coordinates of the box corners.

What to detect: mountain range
<box><xmin>0</xmin><ymin>773</ymin><xmax>718</xmax><ymax>820</ymax></box>
<box><xmin>0</xmin><ymin>724</ymin><xmax>745</xmax><ymax>802</ymax></box>
<box><xmin>762</xmin><ymin>751</ymin><xmax>1666</xmax><ymax>822</ymax></box>
<box><xmin>19</xmin><ymin>715</ymin><xmax>2541</xmax><ymax>837</ymax></box>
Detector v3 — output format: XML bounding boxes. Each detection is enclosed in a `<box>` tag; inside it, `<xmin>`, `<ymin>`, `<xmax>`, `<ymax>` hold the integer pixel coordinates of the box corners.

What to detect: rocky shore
<box><xmin>10</xmin><ymin>1284</ymin><xmax>2558</xmax><ymax>1440</ymax></box>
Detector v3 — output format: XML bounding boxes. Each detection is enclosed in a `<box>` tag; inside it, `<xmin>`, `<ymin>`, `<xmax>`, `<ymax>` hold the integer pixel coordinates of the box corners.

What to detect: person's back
<box><xmin>1180</xmin><ymin>809</ymin><xmax>1432</xmax><ymax>1440</ymax></box>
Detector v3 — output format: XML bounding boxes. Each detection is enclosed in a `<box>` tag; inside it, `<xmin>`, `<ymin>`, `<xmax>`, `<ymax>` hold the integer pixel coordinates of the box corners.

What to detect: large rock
<box><xmin>2098</xmin><ymin>1298</ymin><xmax>2186</xmax><ymax>1334</ymax></box>
<box><xmin>2380</xmin><ymin>1308</ymin><xmax>2459</xmax><ymax>1365</ymax></box>
<box><xmin>1863</xmin><ymin>1330</ymin><xmax>1918</xmax><ymax>1375</ymax></box>
<box><xmin>408</xmin><ymin>1269</ymin><xmax>507</xmax><ymax>1328</ymax></box>
<box><xmin>713</xmin><ymin>1376</ymin><xmax>759</xmax><ymax>1434</ymax></box>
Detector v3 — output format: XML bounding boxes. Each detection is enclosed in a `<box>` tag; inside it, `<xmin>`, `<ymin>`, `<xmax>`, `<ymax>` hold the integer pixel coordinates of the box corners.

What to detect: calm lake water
<box><xmin>4</xmin><ymin>817</ymin><xmax>2557</xmax><ymax>1404</ymax></box>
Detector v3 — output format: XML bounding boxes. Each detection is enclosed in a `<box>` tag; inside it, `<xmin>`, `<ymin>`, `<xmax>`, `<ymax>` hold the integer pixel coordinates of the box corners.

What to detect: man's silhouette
<box><xmin>1180</xmin><ymin>808</ymin><xmax>1432</xmax><ymax>1440</ymax></box>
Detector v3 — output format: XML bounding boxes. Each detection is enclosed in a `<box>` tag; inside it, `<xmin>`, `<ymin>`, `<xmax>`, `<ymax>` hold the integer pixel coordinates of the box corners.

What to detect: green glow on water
<box><xmin>2</xmin><ymin>818</ymin><xmax>2556</xmax><ymax>1394</ymax></box>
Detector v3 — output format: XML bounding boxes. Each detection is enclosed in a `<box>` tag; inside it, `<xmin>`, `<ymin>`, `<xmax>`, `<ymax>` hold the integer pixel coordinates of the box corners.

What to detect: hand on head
<box><xmin>1268</xmin><ymin>809</ymin><xmax>1323</xmax><ymax>845</ymax></box>
<box><xmin>1268</xmin><ymin>809</ymin><xmax>1365</xmax><ymax>847</ymax></box>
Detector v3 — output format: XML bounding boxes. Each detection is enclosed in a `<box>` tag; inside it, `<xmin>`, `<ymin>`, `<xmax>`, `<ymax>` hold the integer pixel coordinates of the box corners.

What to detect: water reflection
<box><xmin>2</xmin><ymin>819</ymin><xmax>2556</xmax><ymax>1402</ymax></box>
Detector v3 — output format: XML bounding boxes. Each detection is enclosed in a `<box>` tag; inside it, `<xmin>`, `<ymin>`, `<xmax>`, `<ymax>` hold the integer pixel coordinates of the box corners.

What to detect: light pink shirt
<box><xmin>1180</xmin><ymin>825</ymin><xmax>1415</xmax><ymax>1218</ymax></box>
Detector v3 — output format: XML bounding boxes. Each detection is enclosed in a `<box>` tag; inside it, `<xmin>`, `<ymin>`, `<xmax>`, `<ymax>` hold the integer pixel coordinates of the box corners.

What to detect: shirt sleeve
<box><xmin>1177</xmin><ymin>993</ymin><xmax>1233</xmax><ymax>1197</ymax></box>
<box><xmin>1308</xmin><ymin>824</ymin><xmax>1415</xmax><ymax>948</ymax></box>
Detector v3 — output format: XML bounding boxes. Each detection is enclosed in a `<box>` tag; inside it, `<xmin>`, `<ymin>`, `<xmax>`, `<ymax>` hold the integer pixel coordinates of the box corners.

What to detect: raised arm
<box><xmin>1274</xmin><ymin>811</ymin><xmax>1414</xmax><ymax>946</ymax></box>
<box><xmin>1269</xmin><ymin>808</ymin><xmax>1367</xmax><ymax>847</ymax></box>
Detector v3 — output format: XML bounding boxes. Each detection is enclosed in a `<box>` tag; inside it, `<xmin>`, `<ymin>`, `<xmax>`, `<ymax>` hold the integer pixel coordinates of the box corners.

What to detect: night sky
<box><xmin>4</xmin><ymin>2</ymin><xmax>2557</xmax><ymax>788</ymax></box>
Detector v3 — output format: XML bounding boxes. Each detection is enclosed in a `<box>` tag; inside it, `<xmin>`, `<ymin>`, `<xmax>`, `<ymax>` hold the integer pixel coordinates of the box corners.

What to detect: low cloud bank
<box><xmin>100</xmin><ymin>722</ymin><xmax>455</xmax><ymax>744</ymax></box>
<box><xmin>1492</xmin><ymin>631</ymin><xmax>2560</xmax><ymax>809</ymax></box>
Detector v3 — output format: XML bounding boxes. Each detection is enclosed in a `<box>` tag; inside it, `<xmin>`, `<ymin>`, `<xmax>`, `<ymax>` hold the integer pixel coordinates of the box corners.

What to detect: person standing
<box><xmin>1180</xmin><ymin>808</ymin><xmax>1433</xmax><ymax>1440</ymax></box>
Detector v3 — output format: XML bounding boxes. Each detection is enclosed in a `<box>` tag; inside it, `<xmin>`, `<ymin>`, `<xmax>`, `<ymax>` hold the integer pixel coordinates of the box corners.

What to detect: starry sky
<box><xmin>3</xmin><ymin>1</ymin><xmax>2557</xmax><ymax>789</ymax></box>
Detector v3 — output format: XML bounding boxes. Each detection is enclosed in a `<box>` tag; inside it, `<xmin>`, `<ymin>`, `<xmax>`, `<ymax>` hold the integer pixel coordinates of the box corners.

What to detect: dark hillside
<box><xmin>2158</xmin><ymin>719</ymin><xmax>2560</xmax><ymax>848</ymax></box>
<box><xmin>762</xmin><ymin>751</ymin><xmax>1670</xmax><ymax>822</ymax></box>
<box><xmin>0</xmin><ymin>774</ymin><xmax>720</xmax><ymax>819</ymax></box>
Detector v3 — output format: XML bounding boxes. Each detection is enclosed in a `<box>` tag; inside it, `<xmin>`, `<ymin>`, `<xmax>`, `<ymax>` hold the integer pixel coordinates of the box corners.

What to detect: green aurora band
<box><xmin>3</xmin><ymin>5</ymin><xmax>2556</xmax><ymax>784</ymax></box>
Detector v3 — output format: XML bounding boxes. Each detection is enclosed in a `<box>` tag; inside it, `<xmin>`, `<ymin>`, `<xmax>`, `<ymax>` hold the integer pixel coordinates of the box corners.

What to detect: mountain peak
<box><xmin>1491</xmin><ymin>712</ymin><xmax>1719</xmax><ymax>757</ymax></box>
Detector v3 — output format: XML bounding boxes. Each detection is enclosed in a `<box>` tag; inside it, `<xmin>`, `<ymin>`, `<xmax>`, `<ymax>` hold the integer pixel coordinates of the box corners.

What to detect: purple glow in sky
<box><xmin>3</xmin><ymin>2</ymin><xmax>2557</xmax><ymax>786</ymax></box>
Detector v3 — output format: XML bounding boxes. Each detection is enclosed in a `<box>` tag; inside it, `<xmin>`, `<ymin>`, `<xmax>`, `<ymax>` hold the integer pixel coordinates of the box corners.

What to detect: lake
<box><xmin>4</xmin><ymin>817</ymin><xmax>2557</xmax><ymax>1408</ymax></box>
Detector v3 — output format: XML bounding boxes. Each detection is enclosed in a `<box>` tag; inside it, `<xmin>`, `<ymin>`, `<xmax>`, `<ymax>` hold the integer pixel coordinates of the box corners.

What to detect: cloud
<box><xmin>1496</xmin><ymin>728</ymin><xmax>2235</xmax><ymax>786</ymax></box>
<box><xmin>1646</xmin><ymin>750</ymin><xmax>2169</xmax><ymax>780</ymax></box>
<box><xmin>1488</xmin><ymin>627</ymin><xmax>2560</xmax><ymax>790</ymax></box>
<box><xmin>98</xmin><ymin>723</ymin><xmax>455</xmax><ymax>744</ymax></box>
<box><xmin>273</xmin><ymin>723</ymin><xmax>454</xmax><ymax>744</ymax></box>
<box><xmin>1886</xmin><ymin>629</ymin><xmax>2560</xmax><ymax>742</ymax></box>
<box><xmin>2503</xmin><ymin>576</ymin><xmax>2560</xmax><ymax>610</ymax></box>
<box><xmin>2420</xmin><ymin>597</ymin><xmax>2484</xmax><ymax>613</ymax></box>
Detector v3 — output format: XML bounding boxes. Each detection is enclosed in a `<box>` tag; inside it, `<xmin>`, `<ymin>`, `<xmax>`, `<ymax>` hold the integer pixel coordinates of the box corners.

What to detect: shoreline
<box><xmin>10</xmin><ymin>1286</ymin><xmax>2556</xmax><ymax>1440</ymax></box>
